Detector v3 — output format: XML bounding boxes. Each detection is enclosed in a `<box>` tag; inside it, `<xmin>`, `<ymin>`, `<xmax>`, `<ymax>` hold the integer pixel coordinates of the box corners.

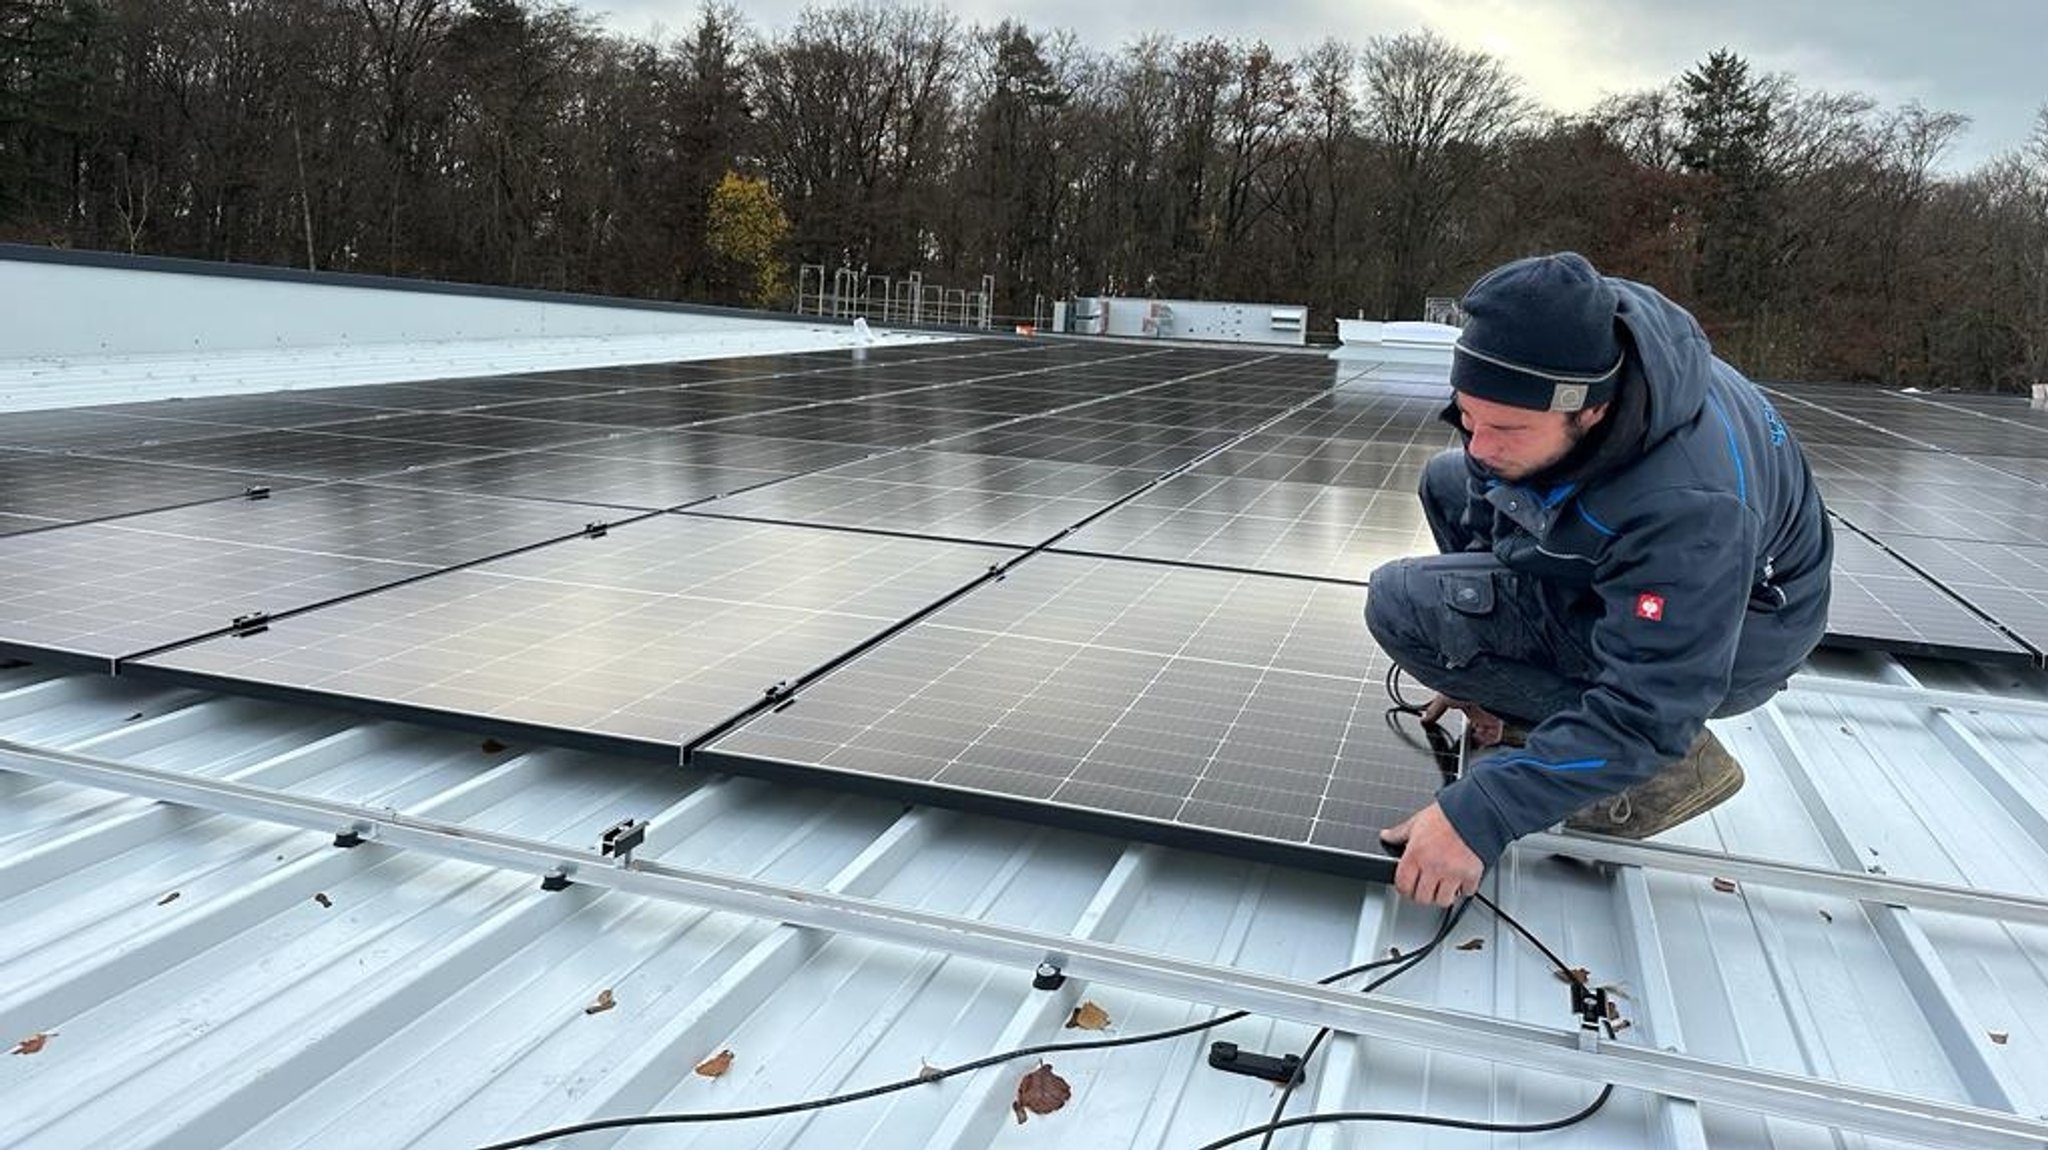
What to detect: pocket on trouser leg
<box><xmin>1435</xmin><ymin>571</ymin><xmax>1496</xmax><ymax>669</ymax></box>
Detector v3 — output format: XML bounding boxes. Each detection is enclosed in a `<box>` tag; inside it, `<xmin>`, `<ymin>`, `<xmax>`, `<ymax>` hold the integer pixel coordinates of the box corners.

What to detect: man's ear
<box><xmin>1572</xmin><ymin>401</ymin><xmax>1611</xmax><ymax>430</ymax></box>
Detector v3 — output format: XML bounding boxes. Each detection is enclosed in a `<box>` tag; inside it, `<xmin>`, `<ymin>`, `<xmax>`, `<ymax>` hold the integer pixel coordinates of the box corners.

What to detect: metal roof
<box><xmin>4</xmin><ymin>644</ymin><xmax>2047</xmax><ymax>1150</ymax></box>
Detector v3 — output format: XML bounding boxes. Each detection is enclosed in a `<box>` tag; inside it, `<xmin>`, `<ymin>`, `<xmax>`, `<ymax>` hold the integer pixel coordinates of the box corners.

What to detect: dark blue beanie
<box><xmin>1450</xmin><ymin>252</ymin><xmax>1623</xmax><ymax>412</ymax></box>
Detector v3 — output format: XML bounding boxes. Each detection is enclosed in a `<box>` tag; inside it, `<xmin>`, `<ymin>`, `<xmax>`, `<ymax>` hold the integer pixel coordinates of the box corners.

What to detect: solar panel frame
<box><xmin>1822</xmin><ymin>527</ymin><xmax>2031</xmax><ymax>663</ymax></box>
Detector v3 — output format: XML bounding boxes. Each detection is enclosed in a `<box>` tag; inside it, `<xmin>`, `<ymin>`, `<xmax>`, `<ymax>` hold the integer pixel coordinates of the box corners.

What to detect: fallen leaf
<box><xmin>1011</xmin><ymin>1062</ymin><xmax>1071</xmax><ymax>1124</ymax></box>
<box><xmin>918</xmin><ymin>1060</ymin><xmax>945</xmax><ymax>1083</ymax></box>
<box><xmin>124</xmin><ymin>711</ymin><xmax>144</xmax><ymax>722</ymax></box>
<box><xmin>695</xmin><ymin>1049</ymin><xmax>735</xmax><ymax>1078</ymax></box>
<box><xmin>157</xmin><ymin>891</ymin><xmax>181</xmax><ymax>906</ymax></box>
<box><xmin>1711</xmin><ymin>877</ymin><xmax>1738</xmax><ymax>894</ymax></box>
<box><xmin>1553</xmin><ymin>967</ymin><xmax>1592</xmax><ymax>987</ymax></box>
<box><xmin>1818</xmin><ymin>909</ymin><xmax>1834</xmax><ymax>923</ymax></box>
<box><xmin>1455</xmin><ymin>937</ymin><xmax>1485</xmax><ymax>952</ymax></box>
<box><xmin>1387</xmin><ymin>946</ymin><xmax>1403</xmax><ymax>959</ymax></box>
<box><xmin>313</xmin><ymin>892</ymin><xmax>333</xmax><ymax>908</ymax></box>
<box><xmin>481</xmin><ymin>738</ymin><xmax>508</xmax><ymax>754</ymax></box>
<box><xmin>1989</xmin><ymin>1030</ymin><xmax>2010</xmax><ymax>1046</ymax></box>
<box><xmin>584</xmin><ymin>988</ymin><xmax>616</xmax><ymax>1015</ymax></box>
<box><xmin>11</xmin><ymin>1031</ymin><xmax>52</xmax><ymax>1055</ymax></box>
<box><xmin>1065</xmin><ymin>1001</ymin><xmax>1112</xmax><ymax>1031</ymax></box>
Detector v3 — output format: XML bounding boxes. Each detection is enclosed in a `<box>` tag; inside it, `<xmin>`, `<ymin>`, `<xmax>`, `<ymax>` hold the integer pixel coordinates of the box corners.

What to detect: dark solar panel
<box><xmin>0</xmin><ymin>408</ymin><xmax>266</xmax><ymax>452</ymax></box>
<box><xmin>0</xmin><ymin>513</ymin><xmax>60</xmax><ymax>536</ymax></box>
<box><xmin>0</xmin><ymin>523</ymin><xmax>430</xmax><ymax>663</ymax></box>
<box><xmin>700</xmin><ymin>451</ymin><xmax>1154</xmax><ymax>546</ymax></box>
<box><xmin>101</xmin><ymin>429</ymin><xmax>508</xmax><ymax>480</ymax></box>
<box><xmin>137</xmin><ymin>517</ymin><xmax>1014</xmax><ymax>753</ymax></box>
<box><xmin>306</xmin><ymin>411</ymin><xmax>620</xmax><ymax>451</ymax></box>
<box><xmin>1054</xmin><ymin>474</ymin><xmax>1431</xmax><ymax>580</ymax></box>
<box><xmin>99</xmin><ymin>483</ymin><xmax>640</xmax><ymax>565</ymax></box>
<box><xmin>1823</xmin><ymin>528</ymin><xmax>2030</xmax><ymax>662</ymax></box>
<box><xmin>698</xmin><ymin>555</ymin><xmax>1448</xmax><ymax>877</ymax></box>
<box><xmin>1879</xmin><ymin>535</ymin><xmax>2048</xmax><ymax>659</ymax></box>
<box><xmin>0</xmin><ymin>449</ymin><xmax>299</xmax><ymax>524</ymax></box>
<box><xmin>371</xmin><ymin>450</ymin><xmax>786</xmax><ymax>509</ymax></box>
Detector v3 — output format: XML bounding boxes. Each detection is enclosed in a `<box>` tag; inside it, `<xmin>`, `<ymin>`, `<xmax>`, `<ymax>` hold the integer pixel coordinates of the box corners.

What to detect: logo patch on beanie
<box><xmin>1635</xmin><ymin>593</ymin><xmax>1666</xmax><ymax>622</ymax></box>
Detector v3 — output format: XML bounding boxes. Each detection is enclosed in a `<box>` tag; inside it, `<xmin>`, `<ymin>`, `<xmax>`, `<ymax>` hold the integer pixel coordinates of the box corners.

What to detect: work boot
<box><xmin>1565</xmin><ymin>729</ymin><xmax>1744</xmax><ymax>839</ymax></box>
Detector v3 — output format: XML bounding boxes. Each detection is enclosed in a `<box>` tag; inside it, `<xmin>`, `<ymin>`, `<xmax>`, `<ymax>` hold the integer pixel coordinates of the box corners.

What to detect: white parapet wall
<box><xmin>0</xmin><ymin>247</ymin><xmax>948</xmax><ymax>411</ymax></box>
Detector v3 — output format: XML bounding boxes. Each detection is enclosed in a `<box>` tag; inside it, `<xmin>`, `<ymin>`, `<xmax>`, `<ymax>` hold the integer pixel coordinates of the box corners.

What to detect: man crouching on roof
<box><xmin>1367</xmin><ymin>252</ymin><xmax>1833</xmax><ymax>906</ymax></box>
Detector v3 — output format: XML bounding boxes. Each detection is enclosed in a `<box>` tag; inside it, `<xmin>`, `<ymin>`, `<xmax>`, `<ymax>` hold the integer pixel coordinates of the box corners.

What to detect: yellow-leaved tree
<box><xmin>705</xmin><ymin>171</ymin><xmax>791</xmax><ymax>309</ymax></box>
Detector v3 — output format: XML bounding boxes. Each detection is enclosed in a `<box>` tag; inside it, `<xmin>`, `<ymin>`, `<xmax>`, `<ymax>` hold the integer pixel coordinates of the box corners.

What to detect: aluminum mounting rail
<box><xmin>5</xmin><ymin>736</ymin><xmax>2045</xmax><ymax>1149</ymax></box>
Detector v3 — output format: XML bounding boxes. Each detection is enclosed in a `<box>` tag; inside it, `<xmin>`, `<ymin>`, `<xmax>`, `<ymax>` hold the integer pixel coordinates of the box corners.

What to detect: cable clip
<box><xmin>1570</xmin><ymin>978</ymin><xmax>1609</xmax><ymax>1050</ymax></box>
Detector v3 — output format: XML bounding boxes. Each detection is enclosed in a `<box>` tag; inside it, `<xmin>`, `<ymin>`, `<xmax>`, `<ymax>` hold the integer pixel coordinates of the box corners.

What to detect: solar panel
<box><xmin>102</xmin><ymin>429</ymin><xmax>508</xmax><ymax>480</ymax></box>
<box><xmin>98</xmin><ymin>483</ymin><xmax>641</xmax><ymax>565</ymax></box>
<box><xmin>938</xmin><ymin>416</ymin><xmax>1239</xmax><ymax>470</ymax></box>
<box><xmin>697</xmin><ymin>554</ymin><xmax>1449</xmax><ymax>877</ymax></box>
<box><xmin>91</xmin><ymin>393</ymin><xmax>386</xmax><ymax>427</ymax></box>
<box><xmin>699</xmin><ymin>451</ymin><xmax>1155</xmax><ymax>546</ymax></box>
<box><xmin>0</xmin><ymin>513</ymin><xmax>60</xmax><ymax>536</ymax></box>
<box><xmin>1054</xmin><ymin>473</ymin><xmax>1433</xmax><ymax>580</ymax></box>
<box><xmin>136</xmin><ymin>517</ymin><xmax>1015</xmax><ymax>754</ymax></box>
<box><xmin>0</xmin><ymin>409</ymin><xmax>266</xmax><ymax>453</ymax></box>
<box><xmin>1823</xmin><ymin>528</ymin><xmax>2030</xmax><ymax>662</ymax></box>
<box><xmin>560</xmin><ymin>430</ymin><xmax>876</xmax><ymax>472</ymax></box>
<box><xmin>1878</xmin><ymin>535</ymin><xmax>2048</xmax><ymax>659</ymax></box>
<box><xmin>0</xmin><ymin>449</ymin><xmax>299</xmax><ymax>525</ymax></box>
<box><xmin>371</xmin><ymin>450</ymin><xmax>787</xmax><ymax>509</ymax></box>
<box><xmin>0</xmin><ymin>523</ymin><xmax>431</xmax><ymax>663</ymax></box>
<box><xmin>304</xmin><ymin>411</ymin><xmax>621</xmax><ymax>451</ymax></box>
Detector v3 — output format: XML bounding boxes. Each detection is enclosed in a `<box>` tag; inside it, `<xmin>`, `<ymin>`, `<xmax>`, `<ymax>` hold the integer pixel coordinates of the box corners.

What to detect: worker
<box><xmin>1368</xmin><ymin>252</ymin><xmax>1832</xmax><ymax>906</ymax></box>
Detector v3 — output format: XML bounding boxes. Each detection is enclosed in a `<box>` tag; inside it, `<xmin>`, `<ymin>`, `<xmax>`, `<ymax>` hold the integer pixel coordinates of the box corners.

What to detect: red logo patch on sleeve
<box><xmin>1635</xmin><ymin>592</ymin><xmax>1666</xmax><ymax>621</ymax></box>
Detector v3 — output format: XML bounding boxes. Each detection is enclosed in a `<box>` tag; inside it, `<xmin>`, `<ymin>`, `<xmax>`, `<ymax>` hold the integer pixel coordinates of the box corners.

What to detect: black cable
<box><xmin>475</xmin><ymin>929</ymin><xmax>1450</xmax><ymax>1150</ymax></box>
<box><xmin>1472</xmin><ymin>890</ymin><xmax>1577</xmax><ymax>978</ymax></box>
<box><xmin>1253</xmin><ymin>901</ymin><xmax>1465</xmax><ymax>1150</ymax></box>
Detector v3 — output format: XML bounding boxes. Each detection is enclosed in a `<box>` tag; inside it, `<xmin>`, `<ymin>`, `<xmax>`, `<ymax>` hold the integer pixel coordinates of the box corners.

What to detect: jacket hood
<box><xmin>1611</xmin><ymin>277</ymin><xmax>1716</xmax><ymax>445</ymax></box>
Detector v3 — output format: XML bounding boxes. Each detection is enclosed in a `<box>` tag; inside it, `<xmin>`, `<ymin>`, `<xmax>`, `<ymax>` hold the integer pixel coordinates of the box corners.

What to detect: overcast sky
<box><xmin>572</xmin><ymin>0</ymin><xmax>2044</xmax><ymax>171</ymax></box>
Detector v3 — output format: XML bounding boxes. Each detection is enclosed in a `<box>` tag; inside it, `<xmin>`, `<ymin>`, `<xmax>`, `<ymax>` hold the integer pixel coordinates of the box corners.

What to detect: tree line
<box><xmin>4</xmin><ymin>0</ymin><xmax>2046</xmax><ymax>390</ymax></box>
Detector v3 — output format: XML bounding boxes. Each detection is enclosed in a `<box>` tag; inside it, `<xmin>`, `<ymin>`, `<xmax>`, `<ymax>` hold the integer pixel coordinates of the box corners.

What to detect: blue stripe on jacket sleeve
<box><xmin>1705</xmin><ymin>390</ymin><xmax>1748</xmax><ymax>503</ymax></box>
<box><xmin>1488</xmin><ymin>754</ymin><xmax>1609</xmax><ymax>772</ymax></box>
<box><xmin>1578</xmin><ymin>504</ymin><xmax>1618</xmax><ymax>537</ymax></box>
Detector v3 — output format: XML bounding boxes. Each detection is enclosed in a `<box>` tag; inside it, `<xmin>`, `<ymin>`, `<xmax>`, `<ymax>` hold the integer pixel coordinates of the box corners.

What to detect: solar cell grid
<box><xmin>101</xmin><ymin>429</ymin><xmax>506</xmax><ymax>480</ymax></box>
<box><xmin>1824</xmin><ymin>528</ymin><xmax>2029</xmax><ymax>661</ymax></box>
<box><xmin>0</xmin><ymin>450</ymin><xmax>300</xmax><ymax>523</ymax></box>
<box><xmin>0</xmin><ymin>524</ymin><xmax>431</xmax><ymax>662</ymax></box>
<box><xmin>305</xmin><ymin>411</ymin><xmax>620</xmax><ymax>452</ymax></box>
<box><xmin>556</xmin><ymin>430</ymin><xmax>874</xmax><ymax>471</ymax></box>
<box><xmin>138</xmin><ymin>517</ymin><xmax>1014</xmax><ymax>751</ymax></box>
<box><xmin>1055</xmin><ymin>473</ymin><xmax>1432</xmax><ymax>580</ymax></box>
<box><xmin>98</xmin><ymin>483</ymin><xmax>640</xmax><ymax>566</ymax></box>
<box><xmin>371</xmin><ymin>449</ymin><xmax>785</xmax><ymax>509</ymax></box>
<box><xmin>700</xmin><ymin>556</ymin><xmax>1447</xmax><ymax>872</ymax></box>
<box><xmin>0</xmin><ymin>409</ymin><xmax>281</xmax><ymax>453</ymax></box>
<box><xmin>1878</xmin><ymin>535</ymin><xmax>2048</xmax><ymax>658</ymax></box>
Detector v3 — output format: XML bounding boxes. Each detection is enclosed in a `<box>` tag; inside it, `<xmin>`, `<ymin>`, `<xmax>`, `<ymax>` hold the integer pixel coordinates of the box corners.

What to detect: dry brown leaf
<box><xmin>917</xmin><ymin>1060</ymin><xmax>944</xmax><ymax>1083</ymax></box>
<box><xmin>1553</xmin><ymin>966</ymin><xmax>1592</xmax><ymax>987</ymax></box>
<box><xmin>584</xmin><ymin>988</ymin><xmax>616</xmax><ymax>1016</ymax></box>
<box><xmin>1711</xmin><ymin>877</ymin><xmax>1738</xmax><ymax>894</ymax></box>
<box><xmin>11</xmin><ymin>1031</ymin><xmax>52</xmax><ymax>1055</ymax></box>
<box><xmin>157</xmin><ymin>891</ymin><xmax>181</xmax><ymax>906</ymax></box>
<box><xmin>1064</xmin><ymin>1001</ymin><xmax>1112</xmax><ymax>1031</ymax></box>
<box><xmin>1455</xmin><ymin>937</ymin><xmax>1485</xmax><ymax>952</ymax></box>
<box><xmin>1011</xmin><ymin>1062</ymin><xmax>1071</xmax><ymax>1124</ymax></box>
<box><xmin>695</xmin><ymin>1049</ymin><xmax>736</xmax><ymax>1078</ymax></box>
<box><xmin>1989</xmin><ymin>1030</ymin><xmax>2010</xmax><ymax>1046</ymax></box>
<box><xmin>313</xmin><ymin>892</ymin><xmax>333</xmax><ymax>908</ymax></box>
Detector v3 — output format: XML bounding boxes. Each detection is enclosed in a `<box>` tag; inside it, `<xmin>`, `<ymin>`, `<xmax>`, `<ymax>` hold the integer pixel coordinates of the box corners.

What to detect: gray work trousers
<box><xmin>1364</xmin><ymin>450</ymin><xmax>1777</xmax><ymax>727</ymax></box>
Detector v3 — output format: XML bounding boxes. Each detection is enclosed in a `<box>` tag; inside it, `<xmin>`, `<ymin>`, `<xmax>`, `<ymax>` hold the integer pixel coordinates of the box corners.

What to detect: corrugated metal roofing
<box><xmin>5</xmin><ymin>645</ymin><xmax>2048</xmax><ymax>1149</ymax></box>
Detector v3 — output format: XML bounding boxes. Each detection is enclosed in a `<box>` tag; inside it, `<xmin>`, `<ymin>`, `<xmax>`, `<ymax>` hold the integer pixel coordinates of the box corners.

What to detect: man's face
<box><xmin>1455</xmin><ymin>391</ymin><xmax>1607</xmax><ymax>482</ymax></box>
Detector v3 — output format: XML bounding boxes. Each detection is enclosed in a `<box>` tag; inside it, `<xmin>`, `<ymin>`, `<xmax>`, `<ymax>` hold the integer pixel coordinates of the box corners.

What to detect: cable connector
<box><xmin>1570</xmin><ymin>978</ymin><xmax>1609</xmax><ymax>1050</ymax></box>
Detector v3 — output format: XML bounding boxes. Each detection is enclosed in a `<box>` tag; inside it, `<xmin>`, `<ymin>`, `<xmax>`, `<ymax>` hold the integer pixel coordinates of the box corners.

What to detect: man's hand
<box><xmin>1420</xmin><ymin>694</ymin><xmax>1506</xmax><ymax>746</ymax></box>
<box><xmin>1380</xmin><ymin>802</ymin><xmax>1483</xmax><ymax>906</ymax></box>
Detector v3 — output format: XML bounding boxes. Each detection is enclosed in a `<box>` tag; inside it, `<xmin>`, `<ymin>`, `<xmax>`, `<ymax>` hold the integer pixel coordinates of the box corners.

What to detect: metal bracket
<box><xmin>600</xmin><ymin>818</ymin><xmax>647</xmax><ymax>866</ymax></box>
